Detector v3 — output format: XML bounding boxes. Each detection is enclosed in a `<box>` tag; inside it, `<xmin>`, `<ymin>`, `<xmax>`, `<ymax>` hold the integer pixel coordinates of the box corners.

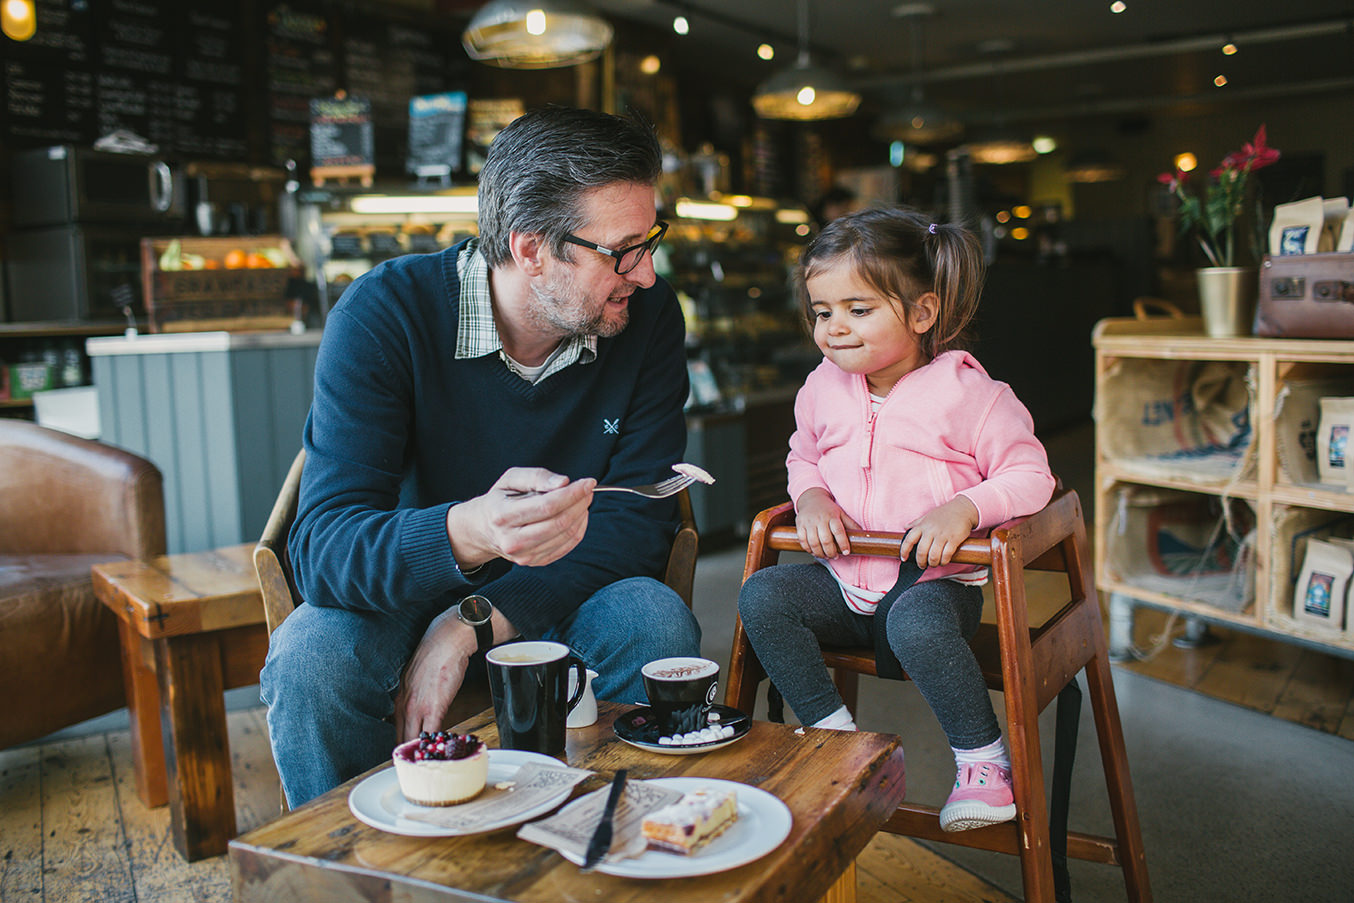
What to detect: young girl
<box><xmin>738</xmin><ymin>207</ymin><xmax>1055</xmax><ymax>832</ymax></box>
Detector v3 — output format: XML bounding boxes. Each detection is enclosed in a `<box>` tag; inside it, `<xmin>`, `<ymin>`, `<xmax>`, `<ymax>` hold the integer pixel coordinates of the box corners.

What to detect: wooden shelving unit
<box><xmin>1094</xmin><ymin>315</ymin><xmax>1354</xmax><ymax>659</ymax></box>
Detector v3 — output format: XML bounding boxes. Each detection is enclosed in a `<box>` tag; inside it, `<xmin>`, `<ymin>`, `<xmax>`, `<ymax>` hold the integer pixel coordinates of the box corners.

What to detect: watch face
<box><xmin>460</xmin><ymin>594</ymin><xmax>492</xmax><ymax>625</ymax></box>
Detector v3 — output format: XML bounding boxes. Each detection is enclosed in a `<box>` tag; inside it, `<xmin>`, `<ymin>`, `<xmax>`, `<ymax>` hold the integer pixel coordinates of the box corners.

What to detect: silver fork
<box><xmin>505</xmin><ymin>473</ymin><xmax>694</xmax><ymax>500</ymax></box>
<box><xmin>593</xmin><ymin>473</ymin><xmax>694</xmax><ymax>499</ymax></box>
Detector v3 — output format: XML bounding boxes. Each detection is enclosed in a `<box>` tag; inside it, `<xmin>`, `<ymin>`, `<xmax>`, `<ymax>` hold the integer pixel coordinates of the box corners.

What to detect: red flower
<box><xmin>1160</xmin><ymin>124</ymin><xmax>1281</xmax><ymax>268</ymax></box>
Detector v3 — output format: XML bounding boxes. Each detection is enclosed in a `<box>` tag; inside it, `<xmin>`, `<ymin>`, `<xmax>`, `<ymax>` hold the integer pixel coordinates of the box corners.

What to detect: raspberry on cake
<box><xmin>392</xmin><ymin>731</ymin><xmax>489</xmax><ymax>806</ymax></box>
<box><xmin>641</xmin><ymin>786</ymin><xmax>739</xmax><ymax>854</ymax></box>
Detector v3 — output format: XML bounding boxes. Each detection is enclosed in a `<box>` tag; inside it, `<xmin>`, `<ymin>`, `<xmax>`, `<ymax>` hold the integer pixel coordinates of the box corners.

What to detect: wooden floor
<box><xmin>0</xmin><ymin>706</ymin><xmax>1015</xmax><ymax>903</ymax></box>
<box><xmin>1115</xmin><ymin>606</ymin><xmax>1354</xmax><ymax>739</ymax></box>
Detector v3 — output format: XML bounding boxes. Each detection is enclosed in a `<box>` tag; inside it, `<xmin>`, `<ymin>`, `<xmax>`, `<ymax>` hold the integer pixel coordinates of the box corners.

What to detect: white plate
<box><xmin>348</xmin><ymin>749</ymin><xmax>572</xmax><ymax>837</ymax></box>
<box><xmin>557</xmin><ymin>777</ymin><xmax>792</xmax><ymax>878</ymax></box>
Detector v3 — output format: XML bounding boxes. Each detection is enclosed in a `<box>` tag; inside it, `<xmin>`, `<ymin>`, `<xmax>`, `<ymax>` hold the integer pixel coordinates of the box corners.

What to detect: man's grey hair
<box><xmin>476</xmin><ymin>106</ymin><xmax>662</xmax><ymax>269</ymax></box>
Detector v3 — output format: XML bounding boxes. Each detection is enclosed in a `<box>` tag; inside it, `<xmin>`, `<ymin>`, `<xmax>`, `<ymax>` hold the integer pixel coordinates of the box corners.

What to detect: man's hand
<box><xmin>394</xmin><ymin>609</ymin><xmax>475</xmax><ymax>742</ymax></box>
<box><xmin>446</xmin><ymin>467</ymin><xmax>597</xmax><ymax>571</ymax></box>
<box><xmin>395</xmin><ymin>605</ymin><xmax>518</xmax><ymax>742</ymax></box>
<box><xmin>900</xmin><ymin>496</ymin><xmax>980</xmax><ymax>567</ymax></box>
<box><xmin>795</xmin><ymin>487</ymin><xmax>860</xmax><ymax>559</ymax></box>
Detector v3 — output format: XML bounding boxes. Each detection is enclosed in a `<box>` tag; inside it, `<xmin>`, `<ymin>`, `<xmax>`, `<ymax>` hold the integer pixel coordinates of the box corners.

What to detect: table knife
<box><xmin>581</xmin><ymin>769</ymin><xmax>628</xmax><ymax>871</ymax></box>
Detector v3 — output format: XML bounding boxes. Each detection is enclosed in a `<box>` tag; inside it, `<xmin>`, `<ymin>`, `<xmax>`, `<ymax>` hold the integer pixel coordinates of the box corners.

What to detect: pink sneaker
<box><xmin>939</xmin><ymin>762</ymin><xmax>1016</xmax><ymax>832</ymax></box>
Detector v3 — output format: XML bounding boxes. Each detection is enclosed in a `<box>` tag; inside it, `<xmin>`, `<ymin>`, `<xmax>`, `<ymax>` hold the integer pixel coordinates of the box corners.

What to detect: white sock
<box><xmin>812</xmin><ymin>705</ymin><xmax>858</xmax><ymax>731</ymax></box>
<box><xmin>952</xmin><ymin>736</ymin><xmax>1010</xmax><ymax>768</ymax></box>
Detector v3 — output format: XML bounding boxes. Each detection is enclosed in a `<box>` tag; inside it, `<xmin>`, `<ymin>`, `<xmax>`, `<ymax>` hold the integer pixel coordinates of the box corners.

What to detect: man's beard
<box><xmin>528</xmin><ymin>268</ymin><xmax>629</xmax><ymax>338</ymax></box>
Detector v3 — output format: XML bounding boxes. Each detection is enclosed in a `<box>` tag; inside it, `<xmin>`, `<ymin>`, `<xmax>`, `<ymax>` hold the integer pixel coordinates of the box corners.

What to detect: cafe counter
<box><xmin>88</xmin><ymin>330</ymin><xmax>320</xmax><ymax>555</ymax></box>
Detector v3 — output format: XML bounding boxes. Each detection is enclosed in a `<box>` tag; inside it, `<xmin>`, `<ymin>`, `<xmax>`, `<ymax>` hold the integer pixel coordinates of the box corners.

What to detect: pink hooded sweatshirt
<box><xmin>786</xmin><ymin>349</ymin><xmax>1056</xmax><ymax>594</ymax></box>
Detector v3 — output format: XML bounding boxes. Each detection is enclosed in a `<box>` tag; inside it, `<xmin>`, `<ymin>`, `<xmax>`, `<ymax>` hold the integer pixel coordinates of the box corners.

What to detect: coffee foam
<box><xmin>642</xmin><ymin>657</ymin><xmax>718</xmax><ymax>680</ymax></box>
<box><xmin>486</xmin><ymin>641</ymin><xmax>568</xmax><ymax>666</ymax></box>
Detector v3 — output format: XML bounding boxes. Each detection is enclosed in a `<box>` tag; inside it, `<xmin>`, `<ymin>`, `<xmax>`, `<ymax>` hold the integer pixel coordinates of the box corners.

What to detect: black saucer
<box><xmin>613</xmin><ymin>704</ymin><xmax>751</xmax><ymax>755</ymax></box>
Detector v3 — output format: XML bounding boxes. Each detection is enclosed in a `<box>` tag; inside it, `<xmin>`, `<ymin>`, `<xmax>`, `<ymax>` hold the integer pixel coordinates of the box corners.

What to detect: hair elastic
<box><xmin>928</xmin><ymin>223</ymin><xmax>938</xmax><ymax>234</ymax></box>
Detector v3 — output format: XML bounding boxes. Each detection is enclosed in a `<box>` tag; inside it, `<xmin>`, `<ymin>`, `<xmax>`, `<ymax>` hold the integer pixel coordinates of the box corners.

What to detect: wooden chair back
<box><xmin>254</xmin><ymin>448</ymin><xmax>306</xmax><ymax>637</ymax></box>
<box><xmin>724</xmin><ymin>486</ymin><xmax>1152</xmax><ymax>903</ymax></box>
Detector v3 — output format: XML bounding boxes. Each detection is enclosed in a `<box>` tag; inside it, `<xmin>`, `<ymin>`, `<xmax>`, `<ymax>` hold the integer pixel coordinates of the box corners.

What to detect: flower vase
<box><xmin>1197</xmin><ymin>267</ymin><xmax>1258</xmax><ymax>338</ymax></box>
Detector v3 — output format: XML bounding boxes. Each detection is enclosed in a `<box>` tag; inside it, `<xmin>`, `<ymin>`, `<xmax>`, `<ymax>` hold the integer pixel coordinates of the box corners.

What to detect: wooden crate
<box><xmin>140</xmin><ymin>236</ymin><xmax>303</xmax><ymax>333</ymax></box>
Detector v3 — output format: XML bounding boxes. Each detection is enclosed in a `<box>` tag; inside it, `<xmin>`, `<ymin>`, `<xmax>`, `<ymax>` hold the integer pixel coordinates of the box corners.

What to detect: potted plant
<box><xmin>1158</xmin><ymin>125</ymin><xmax>1281</xmax><ymax>337</ymax></box>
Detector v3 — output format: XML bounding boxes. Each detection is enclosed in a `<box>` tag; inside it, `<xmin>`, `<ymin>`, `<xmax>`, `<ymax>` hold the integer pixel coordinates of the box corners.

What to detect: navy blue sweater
<box><xmin>289</xmin><ymin>242</ymin><xmax>689</xmax><ymax>636</ymax></box>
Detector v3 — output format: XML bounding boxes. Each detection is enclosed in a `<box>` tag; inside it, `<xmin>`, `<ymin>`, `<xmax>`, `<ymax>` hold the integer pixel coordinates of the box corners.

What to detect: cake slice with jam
<box><xmin>641</xmin><ymin>786</ymin><xmax>739</xmax><ymax>854</ymax></box>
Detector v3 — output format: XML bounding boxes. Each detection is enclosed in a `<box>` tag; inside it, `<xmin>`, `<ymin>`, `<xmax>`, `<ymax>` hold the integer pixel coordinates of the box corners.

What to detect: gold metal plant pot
<box><xmin>1197</xmin><ymin>267</ymin><xmax>1258</xmax><ymax>338</ymax></box>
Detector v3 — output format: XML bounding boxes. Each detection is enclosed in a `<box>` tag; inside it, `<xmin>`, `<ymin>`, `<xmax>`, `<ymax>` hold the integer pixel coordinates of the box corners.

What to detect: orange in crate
<box><xmin>141</xmin><ymin>235</ymin><xmax>303</xmax><ymax>333</ymax></box>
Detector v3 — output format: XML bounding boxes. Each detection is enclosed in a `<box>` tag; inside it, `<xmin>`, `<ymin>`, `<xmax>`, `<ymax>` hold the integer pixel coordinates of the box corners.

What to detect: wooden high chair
<box><xmin>725</xmin><ymin>486</ymin><xmax>1151</xmax><ymax>903</ymax></box>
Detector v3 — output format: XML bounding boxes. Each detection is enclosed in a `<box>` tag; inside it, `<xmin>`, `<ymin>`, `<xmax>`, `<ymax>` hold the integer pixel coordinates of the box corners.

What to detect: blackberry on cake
<box><xmin>392</xmin><ymin>731</ymin><xmax>488</xmax><ymax>806</ymax></box>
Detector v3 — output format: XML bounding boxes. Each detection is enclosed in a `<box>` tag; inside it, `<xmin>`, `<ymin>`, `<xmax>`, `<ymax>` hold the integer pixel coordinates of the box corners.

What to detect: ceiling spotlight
<box><xmin>757</xmin><ymin>43</ymin><xmax>774</xmax><ymax>61</ymax></box>
<box><xmin>640</xmin><ymin>54</ymin><xmax>660</xmax><ymax>75</ymax></box>
<box><xmin>1214</xmin><ymin>74</ymin><xmax>1228</xmax><ymax>87</ymax></box>
<box><xmin>462</xmin><ymin>0</ymin><xmax>613</xmax><ymax>69</ymax></box>
<box><xmin>1175</xmin><ymin>152</ymin><xmax>1197</xmax><ymax>173</ymax></box>
<box><xmin>1</xmin><ymin>0</ymin><xmax>36</xmax><ymax>41</ymax></box>
<box><xmin>1109</xmin><ymin>1</ymin><xmax>1126</xmax><ymax>13</ymax></box>
<box><xmin>673</xmin><ymin>15</ymin><xmax>689</xmax><ymax>35</ymax></box>
<box><xmin>1032</xmin><ymin>135</ymin><xmax>1058</xmax><ymax>155</ymax></box>
<box><xmin>1221</xmin><ymin>40</ymin><xmax>1238</xmax><ymax>55</ymax></box>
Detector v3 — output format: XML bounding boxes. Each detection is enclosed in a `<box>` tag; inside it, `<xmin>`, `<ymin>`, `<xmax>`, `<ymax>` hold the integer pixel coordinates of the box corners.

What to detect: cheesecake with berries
<box><xmin>392</xmin><ymin>731</ymin><xmax>489</xmax><ymax>806</ymax></box>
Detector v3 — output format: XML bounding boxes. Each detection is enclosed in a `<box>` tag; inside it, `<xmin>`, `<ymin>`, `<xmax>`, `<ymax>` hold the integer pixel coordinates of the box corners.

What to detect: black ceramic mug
<box><xmin>486</xmin><ymin>641</ymin><xmax>587</xmax><ymax>755</ymax></box>
<box><xmin>641</xmin><ymin>656</ymin><xmax>720</xmax><ymax>736</ymax></box>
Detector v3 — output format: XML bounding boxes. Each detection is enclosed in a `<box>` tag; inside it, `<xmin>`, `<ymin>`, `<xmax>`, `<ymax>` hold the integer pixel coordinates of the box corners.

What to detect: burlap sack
<box><xmin>1097</xmin><ymin>358</ymin><xmax>1253</xmax><ymax>462</ymax></box>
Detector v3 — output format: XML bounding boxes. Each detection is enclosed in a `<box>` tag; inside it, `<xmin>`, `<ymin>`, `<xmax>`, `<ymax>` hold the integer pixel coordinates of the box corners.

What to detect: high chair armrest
<box><xmin>748</xmin><ymin>486</ymin><xmax>1080</xmax><ymax>572</ymax></box>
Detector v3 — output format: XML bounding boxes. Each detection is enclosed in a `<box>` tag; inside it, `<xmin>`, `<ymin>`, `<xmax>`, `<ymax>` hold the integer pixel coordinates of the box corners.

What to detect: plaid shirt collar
<box><xmin>454</xmin><ymin>239</ymin><xmax>596</xmax><ymax>379</ymax></box>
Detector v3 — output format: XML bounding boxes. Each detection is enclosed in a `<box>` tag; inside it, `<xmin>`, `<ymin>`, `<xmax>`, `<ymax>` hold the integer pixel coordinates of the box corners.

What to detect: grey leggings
<box><xmin>738</xmin><ymin>562</ymin><xmax>1001</xmax><ymax>750</ymax></box>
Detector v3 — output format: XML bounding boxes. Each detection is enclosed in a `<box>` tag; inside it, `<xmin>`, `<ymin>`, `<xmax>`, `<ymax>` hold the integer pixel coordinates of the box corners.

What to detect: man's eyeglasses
<box><xmin>562</xmin><ymin>221</ymin><xmax>668</xmax><ymax>275</ymax></box>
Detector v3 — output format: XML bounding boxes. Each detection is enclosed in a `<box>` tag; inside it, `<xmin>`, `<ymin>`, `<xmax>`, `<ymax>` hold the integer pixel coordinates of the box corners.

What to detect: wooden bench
<box><xmin>92</xmin><ymin>542</ymin><xmax>269</xmax><ymax>861</ymax></box>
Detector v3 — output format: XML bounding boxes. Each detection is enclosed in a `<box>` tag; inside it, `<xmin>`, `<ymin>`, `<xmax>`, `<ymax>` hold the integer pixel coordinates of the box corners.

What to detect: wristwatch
<box><xmin>457</xmin><ymin>594</ymin><xmax>495</xmax><ymax>656</ymax></box>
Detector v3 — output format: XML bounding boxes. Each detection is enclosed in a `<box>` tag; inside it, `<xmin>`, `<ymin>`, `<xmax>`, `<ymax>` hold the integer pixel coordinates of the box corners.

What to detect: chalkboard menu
<box><xmin>1</xmin><ymin>0</ymin><xmax>465</xmax><ymax>171</ymax></box>
<box><xmin>340</xmin><ymin>13</ymin><xmax>457</xmax><ymax>176</ymax></box>
<box><xmin>2</xmin><ymin>0</ymin><xmax>247</xmax><ymax>158</ymax></box>
<box><xmin>407</xmin><ymin>92</ymin><xmax>467</xmax><ymax>180</ymax></box>
<box><xmin>309</xmin><ymin>94</ymin><xmax>373</xmax><ymax>171</ymax></box>
<box><xmin>264</xmin><ymin>1</ymin><xmax>338</xmax><ymax>167</ymax></box>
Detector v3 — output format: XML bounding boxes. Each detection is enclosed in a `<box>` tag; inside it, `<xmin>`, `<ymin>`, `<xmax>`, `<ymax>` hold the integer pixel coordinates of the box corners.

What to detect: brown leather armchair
<box><xmin>0</xmin><ymin>420</ymin><xmax>166</xmax><ymax>749</ymax></box>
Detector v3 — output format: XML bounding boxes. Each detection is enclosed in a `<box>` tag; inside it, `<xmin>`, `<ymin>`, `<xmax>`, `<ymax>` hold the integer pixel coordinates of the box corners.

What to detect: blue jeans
<box><xmin>261</xmin><ymin>577</ymin><xmax>700</xmax><ymax>808</ymax></box>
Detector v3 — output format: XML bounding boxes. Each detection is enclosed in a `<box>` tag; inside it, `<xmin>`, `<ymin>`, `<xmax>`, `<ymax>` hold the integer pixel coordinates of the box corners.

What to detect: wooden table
<box><xmin>230</xmin><ymin>703</ymin><xmax>907</xmax><ymax>903</ymax></box>
<box><xmin>92</xmin><ymin>542</ymin><xmax>269</xmax><ymax>862</ymax></box>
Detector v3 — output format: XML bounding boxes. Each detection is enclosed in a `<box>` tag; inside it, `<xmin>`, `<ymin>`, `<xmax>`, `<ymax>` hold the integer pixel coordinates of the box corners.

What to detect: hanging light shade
<box><xmin>874</xmin><ymin>93</ymin><xmax>964</xmax><ymax>144</ymax></box>
<box><xmin>752</xmin><ymin>0</ymin><xmax>860</xmax><ymax>121</ymax></box>
<box><xmin>964</xmin><ymin>126</ymin><xmax>1037</xmax><ymax>165</ymax></box>
<box><xmin>753</xmin><ymin>59</ymin><xmax>861</xmax><ymax>120</ymax></box>
<box><xmin>874</xmin><ymin>7</ymin><xmax>962</xmax><ymax>144</ymax></box>
<box><xmin>1064</xmin><ymin>149</ymin><xmax>1127</xmax><ymax>183</ymax></box>
<box><xmin>462</xmin><ymin>0</ymin><xmax>613</xmax><ymax>70</ymax></box>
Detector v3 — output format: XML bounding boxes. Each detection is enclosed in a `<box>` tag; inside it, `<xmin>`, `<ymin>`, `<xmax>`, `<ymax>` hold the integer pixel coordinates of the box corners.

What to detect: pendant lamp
<box><xmin>752</xmin><ymin>0</ymin><xmax>860</xmax><ymax>121</ymax></box>
<box><xmin>462</xmin><ymin>0</ymin><xmax>613</xmax><ymax>70</ymax></box>
<box><xmin>964</xmin><ymin>127</ymin><xmax>1038</xmax><ymax>165</ymax></box>
<box><xmin>874</xmin><ymin>6</ymin><xmax>962</xmax><ymax>144</ymax></box>
<box><xmin>1064</xmin><ymin>149</ymin><xmax>1127</xmax><ymax>183</ymax></box>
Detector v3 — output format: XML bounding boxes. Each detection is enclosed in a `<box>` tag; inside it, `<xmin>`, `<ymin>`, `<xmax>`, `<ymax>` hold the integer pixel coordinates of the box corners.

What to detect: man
<box><xmin>262</xmin><ymin>107</ymin><xmax>701</xmax><ymax>807</ymax></box>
